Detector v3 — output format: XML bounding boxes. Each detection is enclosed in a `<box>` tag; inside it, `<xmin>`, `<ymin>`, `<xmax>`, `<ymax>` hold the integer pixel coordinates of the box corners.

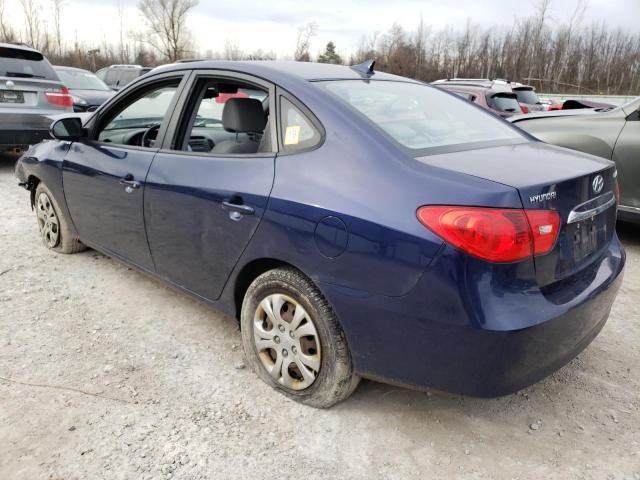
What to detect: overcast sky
<box><xmin>6</xmin><ymin>0</ymin><xmax>640</xmax><ymax>58</ymax></box>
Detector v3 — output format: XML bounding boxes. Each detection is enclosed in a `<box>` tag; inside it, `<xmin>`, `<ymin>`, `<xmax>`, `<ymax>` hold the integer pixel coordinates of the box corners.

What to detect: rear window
<box><xmin>487</xmin><ymin>93</ymin><xmax>521</xmax><ymax>113</ymax></box>
<box><xmin>118</xmin><ymin>69</ymin><xmax>142</xmax><ymax>86</ymax></box>
<box><xmin>56</xmin><ymin>69</ymin><xmax>111</xmax><ymax>91</ymax></box>
<box><xmin>318</xmin><ymin>80</ymin><xmax>524</xmax><ymax>155</ymax></box>
<box><xmin>0</xmin><ymin>46</ymin><xmax>58</xmax><ymax>80</ymax></box>
<box><xmin>513</xmin><ymin>88</ymin><xmax>540</xmax><ymax>105</ymax></box>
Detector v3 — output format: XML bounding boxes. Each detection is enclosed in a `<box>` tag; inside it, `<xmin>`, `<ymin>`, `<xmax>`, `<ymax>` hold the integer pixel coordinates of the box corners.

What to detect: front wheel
<box><xmin>240</xmin><ymin>267</ymin><xmax>360</xmax><ymax>408</ymax></box>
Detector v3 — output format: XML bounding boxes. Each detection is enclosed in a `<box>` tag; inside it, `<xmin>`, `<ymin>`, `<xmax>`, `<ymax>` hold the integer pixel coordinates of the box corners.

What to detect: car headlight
<box><xmin>71</xmin><ymin>95</ymin><xmax>88</xmax><ymax>106</ymax></box>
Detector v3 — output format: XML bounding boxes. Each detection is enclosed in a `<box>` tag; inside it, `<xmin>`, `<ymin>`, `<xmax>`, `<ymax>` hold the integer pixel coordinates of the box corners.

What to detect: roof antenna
<box><xmin>351</xmin><ymin>59</ymin><xmax>375</xmax><ymax>76</ymax></box>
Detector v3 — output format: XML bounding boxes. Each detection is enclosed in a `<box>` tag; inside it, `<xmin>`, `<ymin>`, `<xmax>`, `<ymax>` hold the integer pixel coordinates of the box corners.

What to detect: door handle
<box><xmin>222</xmin><ymin>200</ymin><xmax>255</xmax><ymax>218</ymax></box>
<box><xmin>119</xmin><ymin>174</ymin><xmax>141</xmax><ymax>191</ymax></box>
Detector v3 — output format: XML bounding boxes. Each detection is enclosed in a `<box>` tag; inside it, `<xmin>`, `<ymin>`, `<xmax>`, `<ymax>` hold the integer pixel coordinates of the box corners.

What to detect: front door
<box><xmin>613</xmin><ymin>108</ymin><xmax>640</xmax><ymax>210</ymax></box>
<box><xmin>62</xmin><ymin>76</ymin><xmax>185</xmax><ymax>271</ymax></box>
<box><xmin>144</xmin><ymin>73</ymin><xmax>277</xmax><ymax>300</ymax></box>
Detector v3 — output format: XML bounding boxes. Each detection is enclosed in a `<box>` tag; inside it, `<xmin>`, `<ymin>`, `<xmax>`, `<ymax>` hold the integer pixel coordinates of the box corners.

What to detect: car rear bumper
<box><xmin>320</xmin><ymin>235</ymin><xmax>625</xmax><ymax>396</ymax></box>
<box><xmin>0</xmin><ymin>110</ymin><xmax>59</xmax><ymax>152</ymax></box>
<box><xmin>0</xmin><ymin>129</ymin><xmax>51</xmax><ymax>148</ymax></box>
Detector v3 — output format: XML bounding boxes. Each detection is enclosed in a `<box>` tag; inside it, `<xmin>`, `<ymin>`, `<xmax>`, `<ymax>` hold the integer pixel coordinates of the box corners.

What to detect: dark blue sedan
<box><xmin>15</xmin><ymin>61</ymin><xmax>625</xmax><ymax>407</ymax></box>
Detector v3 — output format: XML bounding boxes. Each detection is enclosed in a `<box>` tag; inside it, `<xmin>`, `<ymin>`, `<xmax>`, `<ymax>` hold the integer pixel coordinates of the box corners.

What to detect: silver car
<box><xmin>510</xmin><ymin>97</ymin><xmax>640</xmax><ymax>223</ymax></box>
<box><xmin>0</xmin><ymin>43</ymin><xmax>73</xmax><ymax>158</ymax></box>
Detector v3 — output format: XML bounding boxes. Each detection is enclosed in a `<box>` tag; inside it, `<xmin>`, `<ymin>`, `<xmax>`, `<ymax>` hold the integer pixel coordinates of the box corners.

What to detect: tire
<box><xmin>34</xmin><ymin>183</ymin><xmax>86</xmax><ymax>254</ymax></box>
<box><xmin>240</xmin><ymin>267</ymin><xmax>360</xmax><ymax>408</ymax></box>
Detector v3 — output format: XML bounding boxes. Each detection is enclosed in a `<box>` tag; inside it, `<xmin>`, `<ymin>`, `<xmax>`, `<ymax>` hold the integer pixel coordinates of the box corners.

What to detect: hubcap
<box><xmin>36</xmin><ymin>192</ymin><xmax>60</xmax><ymax>248</ymax></box>
<box><xmin>253</xmin><ymin>293</ymin><xmax>321</xmax><ymax>391</ymax></box>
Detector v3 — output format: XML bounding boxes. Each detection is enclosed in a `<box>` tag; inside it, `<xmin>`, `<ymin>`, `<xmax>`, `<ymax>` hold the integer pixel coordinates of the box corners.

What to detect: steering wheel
<box><xmin>141</xmin><ymin>124</ymin><xmax>161</xmax><ymax>147</ymax></box>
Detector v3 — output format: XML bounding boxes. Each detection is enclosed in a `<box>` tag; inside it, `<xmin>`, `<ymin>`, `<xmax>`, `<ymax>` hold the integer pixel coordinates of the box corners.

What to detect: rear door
<box><xmin>62</xmin><ymin>72</ymin><xmax>188</xmax><ymax>271</ymax></box>
<box><xmin>144</xmin><ymin>71</ymin><xmax>277</xmax><ymax>301</ymax></box>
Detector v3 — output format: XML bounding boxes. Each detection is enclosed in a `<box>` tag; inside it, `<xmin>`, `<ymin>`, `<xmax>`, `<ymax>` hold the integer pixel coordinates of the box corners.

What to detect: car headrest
<box><xmin>222</xmin><ymin>98</ymin><xmax>266</xmax><ymax>133</ymax></box>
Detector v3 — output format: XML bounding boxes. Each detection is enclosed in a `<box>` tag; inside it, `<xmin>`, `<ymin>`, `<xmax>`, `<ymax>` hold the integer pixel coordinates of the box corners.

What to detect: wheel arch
<box><xmin>231</xmin><ymin>257</ymin><xmax>321</xmax><ymax>321</ymax></box>
<box><xmin>26</xmin><ymin>174</ymin><xmax>41</xmax><ymax>209</ymax></box>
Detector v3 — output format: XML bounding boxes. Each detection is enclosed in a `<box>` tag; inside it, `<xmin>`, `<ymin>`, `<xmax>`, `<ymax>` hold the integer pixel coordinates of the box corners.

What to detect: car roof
<box><xmin>435</xmin><ymin>84</ymin><xmax>489</xmax><ymax>93</ymax></box>
<box><xmin>435</xmin><ymin>83</ymin><xmax>518</xmax><ymax>97</ymax></box>
<box><xmin>54</xmin><ymin>65</ymin><xmax>92</xmax><ymax>73</ymax></box>
<box><xmin>0</xmin><ymin>42</ymin><xmax>42</xmax><ymax>54</ymax></box>
<box><xmin>150</xmin><ymin>60</ymin><xmax>415</xmax><ymax>83</ymax></box>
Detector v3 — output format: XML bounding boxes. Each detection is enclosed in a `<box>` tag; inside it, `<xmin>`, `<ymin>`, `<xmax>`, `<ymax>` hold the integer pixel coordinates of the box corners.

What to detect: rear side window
<box><xmin>487</xmin><ymin>93</ymin><xmax>521</xmax><ymax>113</ymax></box>
<box><xmin>279</xmin><ymin>97</ymin><xmax>321</xmax><ymax>152</ymax></box>
<box><xmin>0</xmin><ymin>46</ymin><xmax>58</xmax><ymax>80</ymax></box>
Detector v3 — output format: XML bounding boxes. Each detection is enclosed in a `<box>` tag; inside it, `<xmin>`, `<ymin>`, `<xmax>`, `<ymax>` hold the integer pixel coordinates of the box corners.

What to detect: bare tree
<box><xmin>138</xmin><ymin>0</ymin><xmax>199</xmax><ymax>62</ymax></box>
<box><xmin>20</xmin><ymin>0</ymin><xmax>43</xmax><ymax>49</ymax></box>
<box><xmin>0</xmin><ymin>0</ymin><xmax>18</xmax><ymax>43</ymax></box>
<box><xmin>294</xmin><ymin>22</ymin><xmax>317</xmax><ymax>61</ymax></box>
<box><xmin>223</xmin><ymin>40</ymin><xmax>243</xmax><ymax>60</ymax></box>
<box><xmin>51</xmin><ymin>0</ymin><xmax>64</xmax><ymax>56</ymax></box>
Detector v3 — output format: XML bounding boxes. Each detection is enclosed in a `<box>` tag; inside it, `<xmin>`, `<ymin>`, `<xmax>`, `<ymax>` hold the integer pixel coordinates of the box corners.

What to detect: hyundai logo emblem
<box><xmin>592</xmin><ymin>174</ymin><xmax>604</xmax><ymax>194</ymax></box>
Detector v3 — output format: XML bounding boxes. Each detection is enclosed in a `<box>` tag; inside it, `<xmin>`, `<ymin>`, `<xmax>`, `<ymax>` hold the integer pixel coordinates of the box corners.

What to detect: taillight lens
<box><xmin>520</xmin><ymin>104</ymin><xmax>529</xmax><ymax>114</ymax></box>
<box><xmin>416</xmin><ymin>206</ymin><xmax>560</xmax><ymax>263</ymax></box>
<box><xmin>525</xmin><ymin>210</ymin><xmax>561</xmax><ymax>255</ymax></box>
<box><xmin>46</xmin><ymin>85</ymin><xmax>73</xmax><ymax>108</ymax></box>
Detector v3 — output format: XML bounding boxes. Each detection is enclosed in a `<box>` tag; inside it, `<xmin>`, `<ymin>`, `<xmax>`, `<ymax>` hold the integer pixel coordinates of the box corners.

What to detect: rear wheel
<box><xmin>34</xmin><ymin>183</ymin><xmax>85</xmax><ymax>254</ymax></box>
<box><xmin>240</xmin><ymin>267</ymin><xmax>360</xmax><ymax>408</ymax></box>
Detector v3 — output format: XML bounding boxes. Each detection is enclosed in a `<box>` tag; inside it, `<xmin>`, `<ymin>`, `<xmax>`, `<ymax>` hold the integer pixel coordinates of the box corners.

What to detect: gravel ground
<box><xmin>1</xmin><ymin>158</ymin><xmax>639</xmax><ymax>480</ymax></box>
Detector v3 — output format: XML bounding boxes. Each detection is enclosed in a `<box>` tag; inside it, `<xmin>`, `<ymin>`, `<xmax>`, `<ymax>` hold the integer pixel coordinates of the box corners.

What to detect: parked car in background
<box><xmin>0</xmin><ymin>43</ymin><xmax>72</xmax><ymax>159</ymax></box>
<box><xmin>15</xmin><ymin>60</ymin><xmax>625</xmax><ymax>407</ymax></box>
<box><xmin>432</xmin><ymin>78</ymin><xmax>545</xmax><ymax>113</ymax></box>
<box><xmin>510</xmin><ymin>96</ymin><xmax>640</xmax><ymax>223</ymax></box>
<box><xmin>54</xmin><ymin>66</ymin><xmax>114</xmax><ymax>112</ymax></box>
<box><xmin>433</xmin><ymin>83</ymin><xmax>523</xmax><ymax>118</ymax></box>
<box><xmin>95</xmin><ymin>64</ymin><xmax>151</xmax><ymax>91</ymax></box>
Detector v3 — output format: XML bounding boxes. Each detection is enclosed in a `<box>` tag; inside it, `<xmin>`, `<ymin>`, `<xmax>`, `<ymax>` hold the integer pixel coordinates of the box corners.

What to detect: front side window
<box><xmin>279</xmin><ymin>97</ymin><xmax>321</xmax><ymax>152</ymax></box>
<box><xmin>176</xmin><ymin>79</ymin><xmax>269</xmax><ymax>155</ymax></box>
<box><xmin>318</xmin><ymin>80</ymin><xmax>524</xmax><ymax>155</ymax></box>
<box><xmin>97</xmin><ymin>81</ymin><xmax>179</xmax><ymax>147</ymax></box>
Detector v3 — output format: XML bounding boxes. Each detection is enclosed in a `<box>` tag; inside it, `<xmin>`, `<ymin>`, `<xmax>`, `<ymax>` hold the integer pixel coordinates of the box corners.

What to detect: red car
<box><xmin>433</xmin><ymin>83</ymin><xmax>524</xmax><ymax>118</ymax></box>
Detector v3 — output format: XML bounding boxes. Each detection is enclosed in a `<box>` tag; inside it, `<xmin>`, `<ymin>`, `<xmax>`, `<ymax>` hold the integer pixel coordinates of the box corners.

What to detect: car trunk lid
<box><xmin>416</xmin><ymin>142</ymin><xmax>618</xmax><ymax>286</ymax></box>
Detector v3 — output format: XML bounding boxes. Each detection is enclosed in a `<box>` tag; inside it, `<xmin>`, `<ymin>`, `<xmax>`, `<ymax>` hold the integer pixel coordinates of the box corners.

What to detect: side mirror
<box><xmin>50</xmin><ymin>117</ymin><xmax>85</xmax><ymax>141</ymax></box>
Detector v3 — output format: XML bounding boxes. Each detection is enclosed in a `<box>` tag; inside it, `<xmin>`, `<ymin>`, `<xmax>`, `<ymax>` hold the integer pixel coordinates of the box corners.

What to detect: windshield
<box><xmin>318</xmin><ymin>80</ymin><xmax>524</xmax><ymax>154</ymax></box>
<box><xmin>56</xmin><ymin>69</ymin><xmax>110</xmax><ymax>91</ymax></box>
<box><xmin>620</xmin><ymin>96</ymin><xmax>640</xmax><ymax>113</ymax></box>
<box><xmin>513</xmin><ymin>88</ymin><xmax>540</xmax><ymax>105</ymax></box>
<box><xmin>0</xmin><ymin>46</ymin><xmax>58</xmax><ymax>80</ymax></box>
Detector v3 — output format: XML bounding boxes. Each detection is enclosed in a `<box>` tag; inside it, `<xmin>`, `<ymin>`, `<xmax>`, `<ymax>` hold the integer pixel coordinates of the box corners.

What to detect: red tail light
<box><xmin>46</xmin><ymin>85</ymin><xmax>73</xmax><ymax>108</ymax></box>
<box><xmin>416</xmin><ymin>206</ymin><xmax>560</xmax><ymax>263</ymax></box>
<box><xmin>520</xmin><ymin>104</ymin><xmax>529</xmax><ymax>114</ymax></box>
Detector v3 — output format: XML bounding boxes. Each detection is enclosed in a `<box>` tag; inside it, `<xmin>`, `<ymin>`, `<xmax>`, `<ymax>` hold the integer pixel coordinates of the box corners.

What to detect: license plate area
<box><xmin>0</xmin><ymin>90</ymin><xmax>25</xmax><ymax>103</ymax></box>
<box><xmin>569</xmin><ymin>216</ymin><xmax>607</xmax><ymax>263</ymax></box>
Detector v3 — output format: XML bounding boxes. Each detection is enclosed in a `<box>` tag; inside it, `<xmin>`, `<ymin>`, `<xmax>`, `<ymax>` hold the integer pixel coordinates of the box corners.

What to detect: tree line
<box><xmin>0</xmin><ymin>0</ymin><xmax>638</xmax><ymax>95</ymax></box>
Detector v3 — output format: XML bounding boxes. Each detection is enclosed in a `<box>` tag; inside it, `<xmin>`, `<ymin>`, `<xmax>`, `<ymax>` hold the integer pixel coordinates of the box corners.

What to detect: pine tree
<box><xmin>318</xmin><ymin>42</ymin><xmax>343</xmax><ymax>64</ymax></box>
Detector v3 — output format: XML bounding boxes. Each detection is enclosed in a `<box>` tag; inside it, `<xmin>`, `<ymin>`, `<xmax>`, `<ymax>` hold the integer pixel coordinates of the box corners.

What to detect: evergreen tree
<box><xmin>318</xmin><ymin>42</ymin><xmax>343</xmax><ymax>64</ymax></box>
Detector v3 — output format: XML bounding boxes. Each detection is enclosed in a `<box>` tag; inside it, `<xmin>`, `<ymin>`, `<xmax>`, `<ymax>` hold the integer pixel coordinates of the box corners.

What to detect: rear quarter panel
<box><xmin>223</xmin><ymin>80</ymin><xmax>524</xmax><ymax>301</ymax></box>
